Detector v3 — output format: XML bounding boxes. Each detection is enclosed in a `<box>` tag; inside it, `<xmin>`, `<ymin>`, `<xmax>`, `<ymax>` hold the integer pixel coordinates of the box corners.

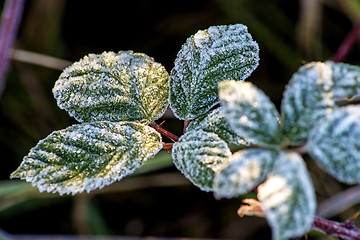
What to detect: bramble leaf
<box><xmin>53</xmin><ymin>51</ymin><xmax>169</xmax><ymax>124</ymax></box>
<box><xmin>170</xmin><ymin>24</ymin><xmax>259</xmax><ymax>120</ymax></box>
<box><xmin>213</xmin><ymin>148</ymin><xmax>276</xmax><ymax>199</ymax></box>
<box><xmin>11</xmin><ymin>121</ymin><xmax>162</xmax><ymax>195</ymax></box>
<box><xmin>219</xmin><ymin>80</ymin><xmax>283</xmax><ymax>148</ymax></box>
<box><xmin>187</xmin><ymin>107</ymin><xmax>251</xmax><ymax>146</ymax></box>
<box><xmin>258</xmin><ymin>151</ymin><xmax>316</xmax><ymax>240</ymax></box>
<box><xmin>172</xmin><ymin>130</ymin><xmax>231</xmax><ymax>192</ymax></box>
<box><xmin>281</xmin><ymin>61</ymin><xmax>360</xmax><ymax>145</ymax></box>
<box><xmin>308</xmin><ymin>105</ymin><xmax>360</xmax><ymax>184</ymax></box>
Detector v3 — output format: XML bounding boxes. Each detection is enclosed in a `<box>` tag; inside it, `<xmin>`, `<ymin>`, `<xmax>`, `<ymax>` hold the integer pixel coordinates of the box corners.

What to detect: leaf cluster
<box><xmin>10</xmin><ymin>24</ymin><xmax>360</xmax><ymax>240</ymax></box>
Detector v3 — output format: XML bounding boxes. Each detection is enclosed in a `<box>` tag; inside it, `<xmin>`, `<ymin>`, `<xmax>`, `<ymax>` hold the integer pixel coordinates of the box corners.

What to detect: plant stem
<box><xmin>331</xmin><ymin>18</ymin><xmax>360</xmax><ymax>62</ymax></box>
<box><xmin>312</xmin><ymin>215</ymin><xmax>360</xmax><ymax>240</ymax></box>
<box><xmin>150</xmin><ymin>122</ymin><xmax>180</xmax><ymax>142</ymax></box>
<box><xmin>0</xmin><ymin>0</ymin><xmax>25</xmax><ymax>96</ymax></box>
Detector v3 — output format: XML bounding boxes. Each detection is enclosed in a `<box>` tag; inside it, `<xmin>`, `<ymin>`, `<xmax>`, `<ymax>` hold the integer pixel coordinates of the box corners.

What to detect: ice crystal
<box><xmin>213</xmin><ymin>148</ymin><xmax>276</xmax><ymax>199</ymax></box>
<box><xmin>219</xmin><ymin>80</ymin><xmax>283</xmax><ymax>148</ymax></box>
<box><xmin>171</xmin><ymin>130</ymin><xmax>231</xmax><ymax>192</ymax></box>
<box><xmin>281</xmin><ymin>61</ymin><xmax>360</xmax><ymax>145</ymax></box>
<box><xmin>258</xmin><ymin>151</ymin><xmax>316</xmax><ymax>240</ymax></box>
<box><xmin>53</xmin><ymin>51</ymin><xmax>169</xmax><ymax>124</ymax></box>
<box><xmin>187</xmin><ymin>107</ymin><xmax>251</xmax><ymax>146</ymax></box>
<box><xmin>170</xmin><ymin>24</ymin><xmax>259</xmax><ymax>120</ymax></box>
<box><xmin>11</xmin><ymin>121</ymin><xmax>162</xmax><ymax>195</ymax></box>
<box><xmin>308</xmin><ymin>105</ymin><xmax>360</xmax><ymax>184</ymax></box>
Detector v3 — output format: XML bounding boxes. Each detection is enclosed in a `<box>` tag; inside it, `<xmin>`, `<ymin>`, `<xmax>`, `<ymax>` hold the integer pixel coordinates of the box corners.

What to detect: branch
<box><xmin>0</xmin><ymin>0</ymin><xmax>25</xmax><ymax>96</ymax></box>
<box><xmin>331</xmin><ymin>18</ymin><xmax>360</xmax><ymax>62</ymax></box>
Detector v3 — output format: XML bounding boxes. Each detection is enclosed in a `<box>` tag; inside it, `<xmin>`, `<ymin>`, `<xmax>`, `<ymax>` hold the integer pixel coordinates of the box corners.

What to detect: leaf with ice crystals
<box><xmin>10</xmin><ymin>121</ymin><xmax>162</xmax><ymax>195</ymax></box>
<box><xmin>308</xmin><ymin>106</ymin><xmax>360</xmax><ymax>184</ymax></box>
<box><xmin>281</xmin><ymin>61</ymin><xmax>360</xmax><ymax>145</ymax></box>
<box><xmin>53</xmin><ymin>51</ymin><xmax>169</xmax><ymax>124</ymax></box>
<box><xmin>213</xmin><ymin>148</ymin><xmax>276</xmax><ymax>199</ymax></box>
<box><xmin>187</xmin><ymin>107</ymin><xmax>251</xmax><ymax>146</ymax></box>
<box><xmin>258</xmin><ymin>151</ymin><xmax>316</xmax><ymax>240</ymax></box>
<box><xmin>170</xmin><ymin>24</ymin><xmax>259</xmax><ymax>120</ymax></box>
<box><xmin>172</xmin><ymin>130</ymin><xmax>231</xmax><ymax>192</ymax></box>
<box><xmin>219</xmin><ymin>80</ymin><xmax>283</xmax><ymax>148</ymax></box>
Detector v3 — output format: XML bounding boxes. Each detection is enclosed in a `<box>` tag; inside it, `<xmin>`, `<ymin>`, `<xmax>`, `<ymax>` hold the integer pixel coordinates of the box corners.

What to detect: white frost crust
<box><xmin>308</xmin><ymin>105</ymin><xmax>360</xmax><ymax>184</ymax></box>
<box><xmin>281</xmin><ymin>61</ymin><xmax>360</xmax><ymax>145</ymax></box>
<box><xmin>219</xmin><ymin>80</ymin><xmax>283</xmax><ymax>148</ymax></box>
<box><xmin>213</xmin><ymin>148</ymin><xmax>275</xmax><ymax>199</ymax></box>
<box><xmin>11</xmin><ymin>121</ymin><xmax>163</xmax><ymax>195</ymax></box>
<box><xmin>170</xmin><ymin>24</ymin><xmax>259</xmax><ymax>120</ymax></box>
<box><xmin>171</xmin><ymin>130</ymin><xmax>231</xmax><ymax>192</ymax></box>
<box><xmin>258</xmin><ymin>151</ymin><xmax>316</xmax><ymax>240</ymax></box>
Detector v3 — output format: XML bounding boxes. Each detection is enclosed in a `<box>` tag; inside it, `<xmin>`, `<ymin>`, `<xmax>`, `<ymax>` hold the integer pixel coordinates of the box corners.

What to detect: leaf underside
<box><xmin>281</xmin><ymin>61</ymin><xmax>360</xmax><ymax>145</ymax></box>
<box><xmin>11</xmin><ymin>121</ymin><xmax>162</xmax><ymax>195</ymax></box>
<box><xmin>308</xmin><ymin>105</ymin><xmax>360</xmax><ymax>184</ymax></box>
<box><xmin>172</xmin><ymin>130</ymin><xmax>231</xmax><ymax>192</ymax></box>
<box><xmin>170</xmin><ymin>24</ymin><xmax>259</xmax><ymax>120</ymax></box>
<box><xmin>219</xmin><ymin>80</ymin><xmax>283</xmax><ymax>148</ymax></box>
<box><xmin>53</xmin><ymin>51</ymin><xmax>169</xmax><ymax>124</ymax></box>
<box><xmin>258</xmin><ymin>151</ymin><xmax>316</xmax><ymax>240</ymax></box>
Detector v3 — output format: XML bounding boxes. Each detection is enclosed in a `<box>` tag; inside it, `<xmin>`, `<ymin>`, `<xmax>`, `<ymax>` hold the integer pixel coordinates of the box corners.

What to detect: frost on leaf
<box><xmin>172</xmin><ymin>130</ymin><xmax>231</xmax><ymax>192</ymax></box>
<box><xmin>281</xmin><ymin>61</ymin><xmax>360</xmax><ymax>145</ymax></box>
<box><xmin>213</xmin><ymin>148</ymin><xmax>276</xmax><ymax>199</ymax></box>
<box><xmin>187</xmin><ymin>107</ymin><xmax>251</xmax><ymax>146</ymax></box>
<box><xmin>308</xmin><ymin>105</ymin><xmax>360</xmax><ymax>184</ymax></box>
<box><xmin>219</xmin><ymin>80</ymin><xmax>283</xmax><ymax>148</ymax></box>
<box><xmin>53</xmin><ymin>51</ymin><xmax>169</xmax><ymax>124</ymax></box>
<box><xmin>258</xmin><ymin>151</ymin><xmax>316</xmax><ymax>240</ymax></box>
<box><xmin>11</xmin><ymin>121</ymin><xmax>162</xmax><ymax>195</ymax></box>
<box><xmin>170</xmin><ymin>24</ymin><xmax>259</xmax><ymax>120</ymax></box>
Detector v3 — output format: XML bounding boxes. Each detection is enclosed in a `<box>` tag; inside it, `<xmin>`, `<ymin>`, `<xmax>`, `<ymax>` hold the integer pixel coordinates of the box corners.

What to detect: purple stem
<box><xmin>0</xmin><ymin>0</ymin><xmax>25</xmax><ymax>96</ymax></box>
<box><xmin>312</xmin><ymin>216</ymin><xmax>360</xmax><ymax>240</ymax></box>
<box><xmin>331</xmin><ymin>18</ymin><xmax>360</xmax><ymax>63</ymax></box>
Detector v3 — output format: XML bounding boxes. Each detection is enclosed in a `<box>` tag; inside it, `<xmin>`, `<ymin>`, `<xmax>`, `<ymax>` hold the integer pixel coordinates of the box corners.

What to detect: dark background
<box><xmin>1</xmin><ymin>0</ymin><xmax>360</xmax><ymax>239</ymax></box>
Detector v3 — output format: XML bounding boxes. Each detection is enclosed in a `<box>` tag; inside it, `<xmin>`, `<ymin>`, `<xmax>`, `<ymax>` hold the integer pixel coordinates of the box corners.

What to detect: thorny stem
<box><xmin>331</xmin><ymin>18</ymin><xmax>360</xmax><ymax>62</ymax></box>
<box><xmin>0</xmin><ymin>0</ymin><xmax>26</xmax><ymax>96</ymax></box>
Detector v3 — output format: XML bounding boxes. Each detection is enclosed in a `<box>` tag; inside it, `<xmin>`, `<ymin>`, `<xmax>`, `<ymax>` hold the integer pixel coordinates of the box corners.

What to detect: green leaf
<box><xmin>53</xmin><ymin>51</ymin><xmax>169</xmax><ymax>124</ymax></box>
<box><xmin>308</xmin><ymin>105</ymin><xmax>360</xmax><ymax>184</ymax></box>
<box><xmin>258</xmin><ymin>151</ymin><xmax>316</xmax><ymax>240</ymax></box>
<box><xmin>213</xmin><ymin>148</ymin><xmax>276</xmax><ymax>199</ymax></box>
<box><xmin>219</xmin><ymin>80</ymin><xmax>283</xmax><ymax>148</ymax></box>
<box><xmin>172</xmin><ymin>130</ymin><xmax>231</xmax><ymax>191</ymax></box>
<box><xmin>281</xmin><ymin>61</ymin><xmax>360</xmax><ymax>145</ymax></box>
<box><xmin>187</xmin><ymin>107</ymin><xmax>251</xmax><ymax>146</ymax></box>
<box><xmin>170</xmin><ymin>24</ymin><xmax>259</xmax><ymax>120</ymax></box>
<box><xmin>11</xmin><ymin>121</ymin><xmax>162</xmax><ymax>195</ymax></box>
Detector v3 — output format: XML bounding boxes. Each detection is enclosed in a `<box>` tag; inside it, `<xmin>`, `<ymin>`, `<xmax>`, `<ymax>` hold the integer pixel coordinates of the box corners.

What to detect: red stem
<box><xmin>331</xmin><ymin>18</ymin><xmax>360</xmax><ymax>62</ymax></box>
<box><xmin>150</xmin><ymin>122</ymin><xmax>180</xmax><ymax>142</ymax></box>
<box><xmin>0</xmin><ymin>0</ymin><xmax>26</xmax><ymax>96</ymax></box>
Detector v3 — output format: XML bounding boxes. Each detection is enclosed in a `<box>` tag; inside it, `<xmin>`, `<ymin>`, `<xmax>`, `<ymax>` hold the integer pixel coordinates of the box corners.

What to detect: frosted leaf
<box><xmin>170</xmin><ymin>24</ymin><xmax>259</xmax><ymax>120</ymax></box>
<box><xmin>281</xmin><ymin>61</ymin><xmax>360</xmax><ymax>145</ymax></box>
<box><xmin>187</xmin><ymin>107</ymin><xmax>251</xmax><ymax>146</ymax></box>
<box><xmin>172</xmin><ymin>130</ymin><xmax>231</xmax><ymax>191</ymax></box>
<box><xmin>219</xmin><ymin>80</ymin><xmax>283</xmax><ymax>148</ymax></box>
<box><xmin>11</xmin><ymin>121</ymin><xmax>162</xmax><ymax>195</ymax></box>
<box><xmin>258</xmin><ymin>151</ymin><xmax>316</xmax><ymax>240</ymax></box>
<box><xmin>308</xmin><ymin>105</ymin><xmax>360</xmax><ymax>184</ymax></box>
<box><xmin>213</xmin><ymin>148</ymin><xmax>276</xmax><ymax>199</ymax></box>
<box><xmin>53</xmin><ymin>51</ymin><xmax>169</xmax><ymax>124</ymax></box>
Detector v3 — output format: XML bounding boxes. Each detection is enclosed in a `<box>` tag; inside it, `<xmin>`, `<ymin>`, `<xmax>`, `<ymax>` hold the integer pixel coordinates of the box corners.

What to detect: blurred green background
<box><xmin>1</xmin><ymin>0</ymin><xmax>360</xmax><ymax>239</ymax></box>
